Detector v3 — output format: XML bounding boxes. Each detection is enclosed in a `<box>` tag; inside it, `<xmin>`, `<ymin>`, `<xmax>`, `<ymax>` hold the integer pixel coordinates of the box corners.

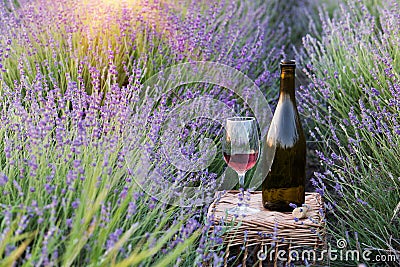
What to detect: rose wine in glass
<box><xmin>222</xmin><ymin>117</ymin><xmax>260</xmax><ymax>215</ymax></box>
<box><xmin>223</xmin><ymin>152</ymin><xmax>259</xmax><ymax>174</ymax></box>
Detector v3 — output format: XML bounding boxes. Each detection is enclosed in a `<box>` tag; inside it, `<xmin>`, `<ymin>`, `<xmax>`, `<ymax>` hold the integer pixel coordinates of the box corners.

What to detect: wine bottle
<box><xmin>262</xmin><ymin>60</ymin><xmax>306</xmax><ymax>212</ymax></box>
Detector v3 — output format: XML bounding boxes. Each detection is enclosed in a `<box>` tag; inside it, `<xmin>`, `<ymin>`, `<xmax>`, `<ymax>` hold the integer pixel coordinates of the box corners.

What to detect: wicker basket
<box><xmin>207</xmin><ymin>191</ymin><xmax>326</xmax><ymax>266</ymax></box>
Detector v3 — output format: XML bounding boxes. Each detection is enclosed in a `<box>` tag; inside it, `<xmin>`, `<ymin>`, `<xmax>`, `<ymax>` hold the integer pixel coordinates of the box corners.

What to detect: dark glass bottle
<box><xmin>262</xmin><ymin>60</ymin><xmax>306</xmax><ymax>211</ymax></box>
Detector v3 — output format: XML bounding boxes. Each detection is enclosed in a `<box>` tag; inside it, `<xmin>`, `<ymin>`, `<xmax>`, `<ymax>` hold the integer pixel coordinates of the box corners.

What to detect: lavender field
<box><xmin>0</xmin><ymin>0</ymin><xmax>399</xmax><ymax>266</ymax></box>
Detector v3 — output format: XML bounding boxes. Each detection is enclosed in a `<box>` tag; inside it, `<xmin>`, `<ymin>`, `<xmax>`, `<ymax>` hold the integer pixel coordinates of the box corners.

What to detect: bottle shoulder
<box><xmin>267</xmin><ymin>96</ymin><xmax>305</xmax><ymax>149</ymax></box>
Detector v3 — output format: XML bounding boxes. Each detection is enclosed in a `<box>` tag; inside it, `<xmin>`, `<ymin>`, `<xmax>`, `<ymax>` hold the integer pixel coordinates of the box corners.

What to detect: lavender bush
<box><xmin>0</xmin><ymin>0</ymin><xmax>290</xmax><ymax>265</ymax></box>
<box><xmin>299</xmin><ymin>0</ymin><xmax>400</xmax><ymax>264</ymax></box>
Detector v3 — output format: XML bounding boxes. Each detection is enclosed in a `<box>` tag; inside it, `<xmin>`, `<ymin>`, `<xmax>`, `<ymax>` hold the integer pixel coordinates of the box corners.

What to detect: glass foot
<box><xmin>227</xmin><ymin>205</ymin><xmax>259</xmax><ymax>216</ymax></box>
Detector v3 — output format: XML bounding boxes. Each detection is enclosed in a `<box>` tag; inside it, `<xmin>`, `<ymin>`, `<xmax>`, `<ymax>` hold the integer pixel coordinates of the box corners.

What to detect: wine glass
<box><xmin>222</xmin><ymin>117</ymin><xmax>260</xmax><ymax>215</ymax></box>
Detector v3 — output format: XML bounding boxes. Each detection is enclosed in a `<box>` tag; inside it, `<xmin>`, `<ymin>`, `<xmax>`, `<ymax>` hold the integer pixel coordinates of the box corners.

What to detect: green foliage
<box><xmin>301</xmin><ymin>0</ymin><xmax>400</xmax><ymax>264</ymax></box>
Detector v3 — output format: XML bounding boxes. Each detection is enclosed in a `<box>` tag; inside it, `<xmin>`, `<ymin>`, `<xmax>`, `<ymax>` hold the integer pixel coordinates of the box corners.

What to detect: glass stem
<box><xmin>238</xmin><ymin>172</ymin><xmax>245</xmax><ymax>189</ymax></box>
<box><xmin>238</xmin><ymin>172</ymin><xmax>247</xmax><ymax>207</ymax></box>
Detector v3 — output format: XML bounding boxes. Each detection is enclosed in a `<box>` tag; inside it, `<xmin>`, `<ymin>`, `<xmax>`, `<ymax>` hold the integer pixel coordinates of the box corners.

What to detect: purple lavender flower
<box><xmin>0</xmin><ymin>173</ymin><xmax>8</xmax><ymax>186</ymax></box>
<box><xmin>0</xmin><ymin>0</ymin><xmax>294</xmax><ymax>264</ymax></box>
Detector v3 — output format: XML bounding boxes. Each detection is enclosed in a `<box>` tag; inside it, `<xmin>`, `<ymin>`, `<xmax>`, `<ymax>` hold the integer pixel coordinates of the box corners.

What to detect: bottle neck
<box><xmin>279</xmin><ymin>68</ymin><xmax>296</xmax><ymax>102</ymax></box>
